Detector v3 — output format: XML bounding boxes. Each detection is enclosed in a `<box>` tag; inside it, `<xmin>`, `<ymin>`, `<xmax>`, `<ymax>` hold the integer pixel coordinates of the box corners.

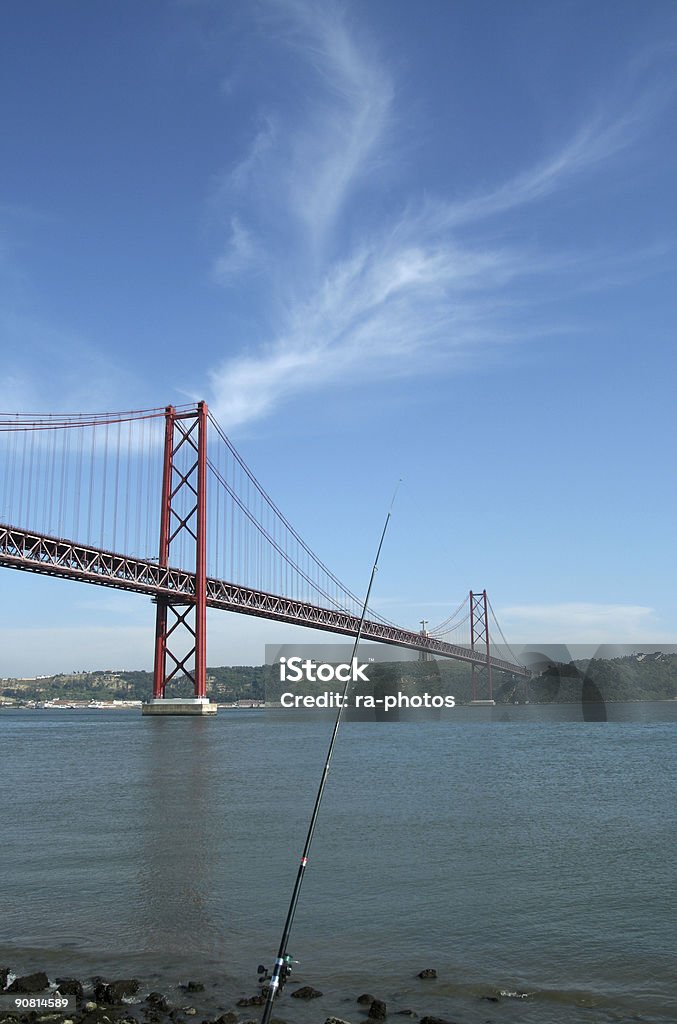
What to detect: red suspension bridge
<box><xmin>0</xmin><ymin>402</ymin><xmax>527</xmax><ymax>711</ymax></box>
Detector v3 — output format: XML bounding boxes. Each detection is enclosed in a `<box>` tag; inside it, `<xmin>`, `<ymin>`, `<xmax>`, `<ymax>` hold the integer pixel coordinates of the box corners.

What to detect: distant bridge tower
<box><xmin>470</xmin><ymin>589</ymin><xmax>493</xmax><ymax>703</ymax></box>
<box><xmin>144</xmin><ymin>402</ymin><xmax>216</xmax><ymax>716</ymax></box>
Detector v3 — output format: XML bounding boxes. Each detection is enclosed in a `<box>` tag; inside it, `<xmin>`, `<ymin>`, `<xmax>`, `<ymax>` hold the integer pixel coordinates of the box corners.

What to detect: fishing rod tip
<box><xmin>388</xmin><ymin>478</ymin><xmax>403</xmax><ymax>510</ymax></box>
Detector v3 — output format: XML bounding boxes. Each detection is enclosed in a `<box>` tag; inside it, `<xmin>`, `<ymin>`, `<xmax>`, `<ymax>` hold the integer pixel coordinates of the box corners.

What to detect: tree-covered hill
<box><xmin>495</xmin><ymin>651</ymin><xmax>677</xmax><ymax>704</ymax></box>
<box><xmin>2</xmin><ymin>651</ymin><xmax>676</xmax><ymax>704</ymax></box>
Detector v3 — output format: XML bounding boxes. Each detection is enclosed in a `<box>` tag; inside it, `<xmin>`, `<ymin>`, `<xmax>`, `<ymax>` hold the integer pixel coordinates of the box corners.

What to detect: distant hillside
<box><xmin>0</xmin><ymin>665</ymin><xmax>267</xmax><ymax>703</ymax></box>
<box><xmin>2</xmin><ymin>651</ymin><xmax>676</xmax><ymax>704</ymax></box>
<box><xmin>495</xmin><ymin>651</ymin><xmax>677</xmax><ymax>704</ymax></box>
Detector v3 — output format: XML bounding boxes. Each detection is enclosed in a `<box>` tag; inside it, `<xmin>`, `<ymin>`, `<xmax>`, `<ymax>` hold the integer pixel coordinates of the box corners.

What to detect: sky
<box><xmin>1</xmin><ymin>0</ymin><xmax>677</xmax><ymax>677</ymax></box>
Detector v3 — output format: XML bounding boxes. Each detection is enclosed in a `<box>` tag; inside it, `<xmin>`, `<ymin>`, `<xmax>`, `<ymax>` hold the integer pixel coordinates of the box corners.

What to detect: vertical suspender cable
<box><xmin>112</xmin><ymin>419</ymin><xmax>121</xmax><ymax>550</ymax></box>
<box><xmin>38</xmin><ymin>428</ymin><xmax>48</xmax><ymax>532</ymax></box>
<box><xmin>59</xmin><ymin>421</ymin><xmax>71</xmax><ymax>536</ymax></box>
<box><xmin>215</xmin><ymin>456</ymin><xmax>221</xmax><ymax>579</ymax></box>
<box><xmin>239</xmin><ymin>462</ymin><xmax>244</xmax><ymax>584</ymax></box>
<box><xmin>7</xmin><ymin>422</ymin><xmax>19</xmax><ymax>523</ymax></box>
<box><xmin>136</xmin><ymin>417</ymin><xmax>145</xmax><ymax>557</ymax></box>
<box><xmin>228</xmin><ymin>447</ymin><xmax>234</xmax><ymax>581</ymax></box>
<box><xmin>73</xmin><ymin>422</ymin><xmax>83</xmax><ymax>540</ymax></box>
<box><xmin>145</xmin><ymin>418</ymin><xmax>154</xmax><ymax>559</ymax></box>
<box><xmin>100</xmin><ymin>420</ymin><xmax>110</xmax><ymax>549</ymax></box>
<box><xmin>18</xmin><ymin>428</ymin><xmax>27</xmax><ymax>527</ymax></box>
<box><xmin>124</xmin><ymin>417</ymin><xmax>133</xmax><ymax>556</ymax></box>
<box><xmin>25</xmin><ymin>426</ymin><xmax>36</xmax><ymax>528</ymax></box>
<box><xmin>87</xmin><ymin>424</ymin><xmax>96</xmax><ymax>545</ymax></box>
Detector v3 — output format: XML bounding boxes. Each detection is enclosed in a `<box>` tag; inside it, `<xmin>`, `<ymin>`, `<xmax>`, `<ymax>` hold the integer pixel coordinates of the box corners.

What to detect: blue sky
<box><xmin>1</xmin><ymin>0</ymin><xmax>676</xmax><ymax>676</ymax></box>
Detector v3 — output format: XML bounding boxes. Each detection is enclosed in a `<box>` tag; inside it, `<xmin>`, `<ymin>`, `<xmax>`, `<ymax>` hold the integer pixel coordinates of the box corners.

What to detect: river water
<box><xmin>2</xmin><ymin>703</ymin><xmax>676</xmax><ymax>1023</ymax></box>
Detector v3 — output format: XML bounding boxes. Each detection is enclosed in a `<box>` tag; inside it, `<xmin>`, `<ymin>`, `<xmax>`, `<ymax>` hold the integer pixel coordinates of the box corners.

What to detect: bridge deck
<box><xmin>0</xmin><ymin>525</ymin><xmax>528</xmax><ymax>676</ymax></box>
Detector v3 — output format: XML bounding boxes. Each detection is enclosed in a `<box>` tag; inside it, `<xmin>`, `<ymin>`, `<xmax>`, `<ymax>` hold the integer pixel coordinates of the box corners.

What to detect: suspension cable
<box><xmin>208</xmin><ymin>413</ymin><xmax>397</xmax><ymax>626</ymax></box>
<box><xmin>427</xmin><ymin>594</ymin><xmax>469</xmax><ymax>635</ymax></box>
<box><xmin>486</xmin><ymin>596</ymin><xmax>523</xmax><ymax>668</ymax></box>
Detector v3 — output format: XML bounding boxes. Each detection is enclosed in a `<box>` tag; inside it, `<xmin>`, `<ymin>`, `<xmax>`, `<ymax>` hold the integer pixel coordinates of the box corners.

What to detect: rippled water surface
<box><xmin>3</xmin><ymin>703</ymin><xmax>676</xmax><ymax>1023</ymax></box>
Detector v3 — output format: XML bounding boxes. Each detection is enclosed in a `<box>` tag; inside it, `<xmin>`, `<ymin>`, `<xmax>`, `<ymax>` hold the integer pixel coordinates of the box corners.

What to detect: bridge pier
<box><xmin>141</xmin><ymin>698</ymin><xmax>217</xmax><ymax>716</ymax></box>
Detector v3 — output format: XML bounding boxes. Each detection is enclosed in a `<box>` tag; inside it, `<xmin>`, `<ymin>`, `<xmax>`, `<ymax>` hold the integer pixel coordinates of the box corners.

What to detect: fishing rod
<box><xmin>258</xmin><ymin>485</ymin><xmax>400</xmax><ymax>1024</ymax></box>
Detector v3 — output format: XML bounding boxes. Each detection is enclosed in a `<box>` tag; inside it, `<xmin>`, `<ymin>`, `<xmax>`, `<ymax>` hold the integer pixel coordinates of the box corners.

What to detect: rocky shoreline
<box><xmin>0</xmin><ymin>968</ymin><xmax>488</xmax><ymax>1024</ymax></box>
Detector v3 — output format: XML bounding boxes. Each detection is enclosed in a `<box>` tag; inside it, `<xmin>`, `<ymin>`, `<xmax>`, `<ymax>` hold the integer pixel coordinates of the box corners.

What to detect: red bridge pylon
<box><xmin>150</xmin><ymin>402</ymin><xmax>212</xmax><ymax>712</ymax></box>
<box><xmin>469</xmin><ymin>589</ymin><xmax>493</xmax><ymax>702</ymax></box>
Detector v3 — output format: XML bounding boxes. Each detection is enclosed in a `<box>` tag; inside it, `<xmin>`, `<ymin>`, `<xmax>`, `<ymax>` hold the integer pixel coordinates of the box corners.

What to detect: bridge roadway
<box><xmin>0</xmin><ymin>525</ymin><xmax>528</xmax><ymax>676</ymax></box>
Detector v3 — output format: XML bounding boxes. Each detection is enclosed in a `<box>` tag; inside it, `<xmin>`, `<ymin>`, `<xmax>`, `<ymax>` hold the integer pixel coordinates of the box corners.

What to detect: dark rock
<box><xmin>213</xmin><ymin>1015</ymin><xmax>237</xmax><ymax>1024</ymax></box>
<box><xmin>6</xmin><ymin>973</ymin><xmax>50</xmax><ymax>994</ymax></box>
<box><xmin>417</xmin><ymin>969</ymin><xmax>437</xmax><ymax>979</ymax></box>
<box><xmin>290</xmin><ymin>985</ymin><xmax>323</xmax><ymax>1000</ymax></box>
<box><xmin>368</xmin><ymin>999</ymin><xmax>387</xmax><ymax>1020</ymax></box>
<box><xmin>55</xmin><ymin>978</ymin><xmax>84</xmax><ymax>1000</ymax></box>
<box><xmin>357</xmin><ymin>993</ymin><xmax>375</xmax><ymax>1004</ymax></box>
<box><xmin>179</xmin><ymin>983</ymin><xmax>204</xmax><ymax>994</ymax></box>
<box><xmin>93</xmin><ymin>983</ymin><xmax>110</xmax><ymax>1004</ymax></box>
<box><xmin>107</xmin><ymin>981</ymin><xmax>139</xmax><ymax>1004</ymax></box>
<box><xmin>481</xmin><ymin>995</ymin><xmax>500</xmax><ymax>1003</ymax></box>
<box><xmin>420</xmin><ymin>1017</ymin><xmax>456</xmax><ymax>1024</ymax></box>
<box><xmin>236</xmin><ymin>995</ymin><xmax>265</xmax><ymax>1007</ymax></box>
<box><xmin>94</xmin><ymin>981</ymin><xmax>139</xmax><ymax>1006</ymax></box>
<box><xmin>395</xmin><ymin>1012</ymin><xmax>417</xmax><ymax>1017</ymax></box>
<box><xmin>325</xmin><ymin>1018</ymin><xmax>354</xmax><ymax>1024</ymax></box>
<box><xmin>146</xmin><ymin>993</ymin><xmax>170</xmax><ymax>1013</ymax></box>
<box><xmin>0</xmin><ymin>969</ymin><xmax>9</xmax><ymax>990</ymax></box>
<box><xmin>80</xmin><ymin>1010</ymin><xmax>116</xmax><ymax>1024</ymax></box>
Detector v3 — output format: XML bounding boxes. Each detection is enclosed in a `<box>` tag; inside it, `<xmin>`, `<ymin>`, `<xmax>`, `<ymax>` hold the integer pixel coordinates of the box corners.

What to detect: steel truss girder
<box><xmin>0</xmin><ymin>524</ymin><xmax>528</xmax><ymax>677</ymax></box>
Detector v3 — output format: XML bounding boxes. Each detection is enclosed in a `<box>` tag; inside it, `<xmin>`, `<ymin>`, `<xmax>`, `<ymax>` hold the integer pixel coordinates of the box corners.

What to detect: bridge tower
<box><xmin>469</xmin><ymin>589</ymin><xmax>493</xmax><ymax>704</ymax></box>
<box><xmin>143</xmin><ymin>402</ymin><xmax>216</xmax><ymax>716</ymax></box>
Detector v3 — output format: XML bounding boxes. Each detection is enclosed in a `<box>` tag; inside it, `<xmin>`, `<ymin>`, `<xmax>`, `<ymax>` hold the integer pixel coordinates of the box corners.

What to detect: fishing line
<box><xmin>259</xmin><ymin>480</ymin><xmax>402</xmax><ymax>1024</ymax></box>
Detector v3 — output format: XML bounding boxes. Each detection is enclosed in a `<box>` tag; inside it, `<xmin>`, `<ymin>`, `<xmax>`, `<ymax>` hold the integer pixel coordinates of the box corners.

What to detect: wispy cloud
<box><xmin>207</xmin><ymin>0</ymin><xmax>673</xmax><ymax>432</ymax></box>
<box><xmin>432</xmin><ymin>105</ymin><xmax>653</xmax><ymax>231</ymax></box>
<box><xmin>276</xmin><ymin>0</ymin><xmax>394</xmax><ymax>250</ymax></box>
<box><xmin>217</xmin><ymin>116</ymin><xmax>277</xmax><ymax>197</ymax></box>
<box><xmin>499</xmin><ymin>602</ymin><xmax>672</xmax><ymax>643</ymax></box>
<box><xmin>212</xmin><ymin>216</ymin><xmax>260</xmax><ymax>283</ymax></box>
<box><xmin>209</xmin><ymin>228</ymin><xmax>535</xmax><ymax>426</ymax></box>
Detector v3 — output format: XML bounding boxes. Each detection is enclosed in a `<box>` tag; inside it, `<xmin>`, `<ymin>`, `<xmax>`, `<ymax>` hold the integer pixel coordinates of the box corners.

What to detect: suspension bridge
<box><xmin>0</xmin><ymin>402</ymin><xmax>527</xmax><ymax>713</ymax></box>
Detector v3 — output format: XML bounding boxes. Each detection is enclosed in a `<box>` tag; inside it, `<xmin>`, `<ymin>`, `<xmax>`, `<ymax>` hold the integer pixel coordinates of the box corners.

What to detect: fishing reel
<box><xmin>257</xmin><ymin>954</ymin><xmax>297</xmax><ymax>993</ymax></box>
